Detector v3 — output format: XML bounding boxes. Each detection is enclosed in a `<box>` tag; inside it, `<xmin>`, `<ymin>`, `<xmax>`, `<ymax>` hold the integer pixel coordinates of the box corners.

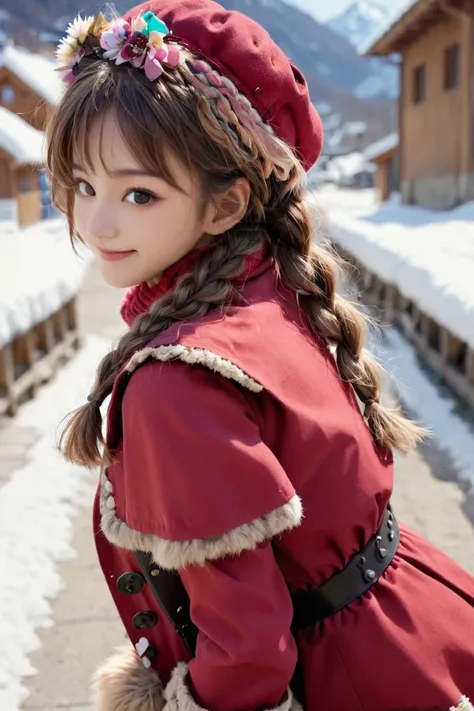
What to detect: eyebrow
<box><xmin>71</xmin><ymin>163</ymin><xmax>162</xmax><ymax>179</ymax></box>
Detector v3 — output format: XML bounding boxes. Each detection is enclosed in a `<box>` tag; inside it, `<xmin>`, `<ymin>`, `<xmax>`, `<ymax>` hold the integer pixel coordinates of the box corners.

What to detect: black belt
<box><xmin>134</xmin><ymin>506</ymin><xmax>399</xmax><ymax>653</ymax></box>
<box><xmin>291</xmin><ymin>506</ymin><xmax>399</xmax><ymax>630</ymax></box>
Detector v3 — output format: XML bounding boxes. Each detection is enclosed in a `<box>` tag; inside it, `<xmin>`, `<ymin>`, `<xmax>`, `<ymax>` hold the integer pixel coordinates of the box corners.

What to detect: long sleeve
<box><xmin>98</xmin><ymin>355</ymin><xmax>303</xmax><ymax>711</ymax></box>
<box><xmin>171</xmin><ymin>544</ymin><xmax>298</xmax><ymax>711</ymax></box>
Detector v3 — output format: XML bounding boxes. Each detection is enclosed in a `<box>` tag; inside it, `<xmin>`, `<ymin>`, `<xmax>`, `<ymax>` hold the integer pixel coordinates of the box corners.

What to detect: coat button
<box><xmin>132</xmin><ymin>611</ymin><xmax>158</xmax><ymax>630</ymax></box>
<box><xmin>116</xmin><ymin>572</ymin><xmax>146</xmax><ymax>595</ymax></box>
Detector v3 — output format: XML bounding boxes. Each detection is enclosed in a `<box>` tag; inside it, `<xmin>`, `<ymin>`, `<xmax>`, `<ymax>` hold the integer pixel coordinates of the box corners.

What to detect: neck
<box><xmin>120</xmin><ymin>242</ymin><xmax>269</xmax><ymax>327</ymax></box>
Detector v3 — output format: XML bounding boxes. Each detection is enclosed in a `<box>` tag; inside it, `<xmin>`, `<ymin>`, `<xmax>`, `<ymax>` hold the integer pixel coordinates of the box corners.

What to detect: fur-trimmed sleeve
<box><xmin>165</xmin><ymin>543</ymin><xmax>300</xmax><ymax>711</ymax></box>
<box><xmin>100</xmin><ymin>357</ymin><xmax>302</xmax><ymax>571</ymax></box>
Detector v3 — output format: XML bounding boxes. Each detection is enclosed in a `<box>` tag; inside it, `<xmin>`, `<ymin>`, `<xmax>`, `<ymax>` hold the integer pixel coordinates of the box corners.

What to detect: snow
<box><xmin>318</xmin><ymin>187</ymin><xmax>474</xmax><ymax>349</ymax></box>
<box><xmin>328</xmin><ymin>0</ymin><xmax>391</xmax><ymax>49</ymax></box>
<box><xmin>358</xmin><ymin>0</ymin><xmax>419</xmax><ymax>55</ymax></box>
<box><xmin>326</xmin><ymin>152</ymin><xmax>371</xmax><ymax>181</ymax></box>
<box><xmin>372</xmin><ymin>326</ymin><xmax>474</xmax><ymax>491</ymax></box>
<box><xmin>0</xmin><ymin>108</ymin><xmax>45</xmax><ymax>164</ymax></box>
<box><xmin>364</xmin><ymin>132</ymin><xmax>399</xmax><ymax>161</ymax></box>
<box><xmin>0</xmin><ymin>335</ymin><xmax>110</xmax><ymax>711</ymax></box>
<box><xmin>0</xmin><ymin>43</ymin><xmax>63</xmax><ymax>106</ymax></box>
<box><xmin>0</xmin><ymin>219</ymin><xmax>91</xmax><ymax>348</ymax></box>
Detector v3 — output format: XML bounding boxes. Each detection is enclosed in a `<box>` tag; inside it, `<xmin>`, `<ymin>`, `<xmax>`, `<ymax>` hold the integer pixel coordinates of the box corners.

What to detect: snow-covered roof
<box><xmin>0</xmin><ymin>107</ymin><xmax>45</xmax><ymax>164</ymax></box>
<box><xmin>364</xmin><ymin>132</ymin><xmax>399</xmax><ymax>162</ymax></box>
<box><xmin>327</xmin><ymin>152</ymin><xmax>372</xmax><ymax>180</ymax></box>
<box><xmin>358</xmin><ymin>0</ymin><xmax>419</xmax><ymax>56</ymax></box>
<box><xmin>0</xmin><ymin>42</ymin><xmax>63</xmax><ymax>105</ymax></box>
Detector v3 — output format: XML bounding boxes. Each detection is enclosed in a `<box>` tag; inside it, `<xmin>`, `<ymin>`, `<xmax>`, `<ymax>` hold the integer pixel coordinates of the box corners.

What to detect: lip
<box><xmin>98</xmin><ymin>248</ymin><xmax>136</xmax><ymax>262</ymax></box>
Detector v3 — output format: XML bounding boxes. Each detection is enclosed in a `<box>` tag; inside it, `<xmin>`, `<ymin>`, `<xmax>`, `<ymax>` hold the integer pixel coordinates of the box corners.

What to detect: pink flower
<box><xmin>100</xmin><ymin>19</ymin><xmax>129</xmax><ymax>61</ymax></box>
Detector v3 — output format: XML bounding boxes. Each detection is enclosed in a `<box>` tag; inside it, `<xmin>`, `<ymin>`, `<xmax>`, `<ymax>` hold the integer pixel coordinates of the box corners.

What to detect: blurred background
<box><xmin>0</xmin><ymin>1</ymin><xmax>473</xmax><ymax>709</ymax></box>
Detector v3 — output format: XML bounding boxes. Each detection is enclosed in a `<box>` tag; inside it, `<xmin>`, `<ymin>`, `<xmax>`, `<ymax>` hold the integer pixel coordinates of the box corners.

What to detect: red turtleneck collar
<box><xmin>120</xmin><ymin>244</ymin><xmax>270</xmax><ymax>327</ymax></box>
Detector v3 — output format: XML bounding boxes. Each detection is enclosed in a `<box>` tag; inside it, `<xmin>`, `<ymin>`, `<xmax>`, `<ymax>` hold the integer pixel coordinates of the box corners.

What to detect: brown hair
<box><xmin>47</xmin><ymin>52</ymin><xmax>425</xmax><ymax>468</ymax></box>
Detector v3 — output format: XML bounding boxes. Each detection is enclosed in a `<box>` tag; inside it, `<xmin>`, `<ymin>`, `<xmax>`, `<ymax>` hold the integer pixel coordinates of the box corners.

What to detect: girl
<box><xmin>47</xmin><ymin>2</ymin><xmax>474</xmax><ymax>710</ymax></box>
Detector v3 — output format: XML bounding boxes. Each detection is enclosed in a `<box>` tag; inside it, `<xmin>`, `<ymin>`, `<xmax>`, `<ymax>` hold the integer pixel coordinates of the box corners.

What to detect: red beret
<box><xmin>123</xmin><ymin>0</ymin><xmax>323</xmax><ymax>171</ymax></box>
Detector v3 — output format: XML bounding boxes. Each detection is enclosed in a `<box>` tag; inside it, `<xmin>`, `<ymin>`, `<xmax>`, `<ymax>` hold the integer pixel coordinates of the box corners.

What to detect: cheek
<box><xmin>73</xmin><ymin>200</ymin><xmax>88</xmax><ymax>243</ymax></box>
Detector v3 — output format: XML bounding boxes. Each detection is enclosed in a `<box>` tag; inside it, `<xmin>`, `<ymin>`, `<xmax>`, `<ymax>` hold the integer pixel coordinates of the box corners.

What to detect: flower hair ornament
<box><xmin>55</xmin><ymin>9</ymin><xmax>291</xmax><ymax>180</ymax></box>
<box><xmin>56</xmin><ymin>10</ymin><xmax>180</xmax><ymax>83</ymax></box>
<box><xmin>55</xmin><ymin>1</ymin><xmax>324</xmax><ymax>177</ymax></box>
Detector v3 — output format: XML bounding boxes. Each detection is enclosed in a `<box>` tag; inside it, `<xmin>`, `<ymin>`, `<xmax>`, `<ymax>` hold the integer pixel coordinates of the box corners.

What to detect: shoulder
<box><xmin>101</xmin><ymin>357</ymin><xmax>302</xmax><ymax>571</ymax></box>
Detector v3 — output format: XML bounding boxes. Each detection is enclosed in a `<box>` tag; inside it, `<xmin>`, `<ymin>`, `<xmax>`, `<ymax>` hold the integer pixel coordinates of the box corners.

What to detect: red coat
<box><xmin>93</xmin><ymin>257</ymin><xmax>474</xmax><ymax>711</ymax></box>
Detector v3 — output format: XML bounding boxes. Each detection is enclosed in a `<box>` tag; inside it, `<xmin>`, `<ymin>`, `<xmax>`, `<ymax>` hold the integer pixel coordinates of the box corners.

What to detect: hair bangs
<box><xmin>46</xmin><ymin>60</ymin><xmax>204</xmax><ymax>236</ymax></box>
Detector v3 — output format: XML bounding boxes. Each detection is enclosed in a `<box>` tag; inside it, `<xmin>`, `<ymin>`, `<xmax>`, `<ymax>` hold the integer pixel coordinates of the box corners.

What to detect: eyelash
<box><xmin>72</xmin><ymin>180</ymin><xmax>158</xmax><ymax>206</ymax></box>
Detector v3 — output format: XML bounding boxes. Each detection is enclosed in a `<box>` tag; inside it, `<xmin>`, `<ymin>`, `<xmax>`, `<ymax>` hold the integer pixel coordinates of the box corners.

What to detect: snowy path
<box><xmin>0</xmin><ymin>336</ymin><xmax>110</xmax><ymax>711</ymax></box>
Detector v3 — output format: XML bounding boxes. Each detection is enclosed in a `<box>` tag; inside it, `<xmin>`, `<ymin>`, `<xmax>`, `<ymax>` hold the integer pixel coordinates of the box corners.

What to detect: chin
<box><xmin>98</xmin><ymin>264</ymin><xmax>142</xmax><ymax>289</ymax></box>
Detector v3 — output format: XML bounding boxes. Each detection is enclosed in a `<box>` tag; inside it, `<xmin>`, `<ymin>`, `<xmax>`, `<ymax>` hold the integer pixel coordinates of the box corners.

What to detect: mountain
<box><xmin>326</xmin><ymin>1</ymin><xmax>399</xmax><ymax>99</ymax></box>
<box><xmin>221</xmin><ymin>0</ymin><xmax>396</xmax><ymax>138</ymax></box>
<box><xmin>327</xmin><ymin>1</ymin><xmax>390</xmax><ymax>50</ymax></box>
<box><xmin>0</xmin><ymin>0</ymin><xmax>397</xmax><ymax>150</ymax></box>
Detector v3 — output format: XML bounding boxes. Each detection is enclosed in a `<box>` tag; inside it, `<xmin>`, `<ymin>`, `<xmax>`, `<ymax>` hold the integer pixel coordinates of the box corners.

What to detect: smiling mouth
<box><xmin>98</xmin><ymin>248</ymin><xmax>137</xmax><ymax>262</ymax></box>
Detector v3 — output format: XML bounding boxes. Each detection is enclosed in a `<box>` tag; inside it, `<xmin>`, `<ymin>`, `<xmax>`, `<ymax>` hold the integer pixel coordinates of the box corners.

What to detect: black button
<box><xmin>116</xmin><ymin>572</ymin><xmax>146</xmax><ymax>595</ymax></box>
<box><xmin>133</xmin><ymin>611</ymin><xmax>158</xmax><ymax>630</ymax></box>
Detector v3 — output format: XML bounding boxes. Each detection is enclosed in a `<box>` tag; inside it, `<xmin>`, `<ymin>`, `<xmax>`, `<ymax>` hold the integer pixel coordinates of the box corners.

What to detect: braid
<box><xmin>54</xmin><ymin>46</ymin><xmax>424</xmax><ymax>466</ymax></box>
<box><xmin>60</xmin><ymin>230</ymin><xmax>263</xmax><ymax>467</ymax></box>
<box><xmin>185</xmin><ymin>58</ymin><xmax>291</xmax><ymax>182</ymax></box>
<box><xmin>267</xmin><ymin>173</ymin><xmax>426</xmax><ymax>453</ymax></box>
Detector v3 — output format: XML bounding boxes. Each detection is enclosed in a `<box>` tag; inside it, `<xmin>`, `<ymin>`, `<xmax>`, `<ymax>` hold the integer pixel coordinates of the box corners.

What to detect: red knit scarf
<box><xmin>120</xmin><ymin>244</ymin><xmax>268</xmax><ymax>326</ymax></box>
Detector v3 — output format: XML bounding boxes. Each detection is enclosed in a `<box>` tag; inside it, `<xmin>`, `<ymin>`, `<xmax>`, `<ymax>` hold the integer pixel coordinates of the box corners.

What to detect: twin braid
<box><xmin>121</xmin><ymin>230</ymin><xmax>261</xmax><ymax>349</ymax></box>
<box><xmin>185</xmin><ymin>58</ymin><xmax>291</xmax><ymax>181</ymax></box>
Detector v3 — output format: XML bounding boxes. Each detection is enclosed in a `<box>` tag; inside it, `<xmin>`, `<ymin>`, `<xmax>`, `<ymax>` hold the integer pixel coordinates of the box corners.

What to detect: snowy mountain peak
<box><xmin>327</xmin><ymin>1</ymin><xmax>391</xmax><ymax>49</ymax></box>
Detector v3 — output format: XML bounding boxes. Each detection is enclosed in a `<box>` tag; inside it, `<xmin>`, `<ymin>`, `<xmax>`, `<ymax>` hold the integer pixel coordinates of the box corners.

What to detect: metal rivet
<box><xmin>365</xmin><ymin>569</ymin><xmax>376</xmax><ymax>582</ymax></box>
<box><xmin>358</xmin><ymin>556</ymin><xmax>367</xmax><ymax>567</ymax></box>
<box><xmin>387</xmin><ymin>519</ymin><xmax>394</xmax><ymax>528</ymax></box>
<box><xmin>378</xmin><ymin>547</ymin><xmax>387</xmax><ymax>558</ymax></box>
<box><xmin>150</xmin><ymin>568</ymin><xmax>160</xmax><ymax>577</ymax></box>
<box><xmin>388</xmin><ymin>531</ymin><xmax>395</xmax><ymax>542</ymax></box>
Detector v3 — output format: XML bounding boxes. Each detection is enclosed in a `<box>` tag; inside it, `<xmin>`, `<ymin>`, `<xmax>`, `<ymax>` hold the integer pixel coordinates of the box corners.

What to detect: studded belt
<box><xmin>128</xmin><ymin>507</ymin><xmax>399</xmax><ymax>659</ymax></box>
<box><xmin>291</xmin><ymin>506</ymin><xmax>399</xmax><ymax>630</ymax></box>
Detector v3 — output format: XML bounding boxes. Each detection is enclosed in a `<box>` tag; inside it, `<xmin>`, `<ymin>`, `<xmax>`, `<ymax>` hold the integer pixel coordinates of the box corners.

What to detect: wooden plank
<box><xmin>53</xmin><ymin>305</ymin><xmax>68</xmax><ymax>343</ymax></box>
<box><xmin>0</xmin><ymin>344</ymin><xmax>17</xmax><ymax>416</ymax></box>
<box><xmin>467</xmin><ymin>348</ymin><xmax>474</xmax><ymax>383</ymax></box>
<box><xmin>35</xmin><ymin>316</ymin><xmax>55</xmax><ymax>355</ymax></box>
<box><xmin>14</xmin><ymin>330</ymin><xmax>38</xmax><ymax>399</ymax></box>
<box><xmin>66</xmin><ymin>298</ymin><xmax>77</xmax><ymax>331</ymax></box>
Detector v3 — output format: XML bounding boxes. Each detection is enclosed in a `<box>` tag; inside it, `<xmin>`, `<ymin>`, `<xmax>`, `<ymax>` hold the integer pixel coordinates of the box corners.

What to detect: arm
<box><xmin>113</xmin><ymin>358</ymin><xmax>303</xmax><ymax>711</ymax></box>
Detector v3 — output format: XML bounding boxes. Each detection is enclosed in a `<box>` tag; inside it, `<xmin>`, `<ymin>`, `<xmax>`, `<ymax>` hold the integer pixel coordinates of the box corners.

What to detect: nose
<box><xmin>85</xmin><ymin>205</ymin><xmax>120</xmax><ymax>242</ymax></box>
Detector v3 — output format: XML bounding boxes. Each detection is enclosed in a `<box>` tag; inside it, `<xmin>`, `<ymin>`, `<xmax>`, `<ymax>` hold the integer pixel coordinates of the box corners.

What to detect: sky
<box><xmin>292</xmin><ymin>0</ymin><xmax>399</xmax><ymax>23</ymax></box>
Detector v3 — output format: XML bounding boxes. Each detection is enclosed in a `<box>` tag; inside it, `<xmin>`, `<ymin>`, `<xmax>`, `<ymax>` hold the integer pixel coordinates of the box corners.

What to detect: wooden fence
<box><xmin>339</xmin><ymin>248</ymin><xmax>474</xmax><ymax>409</ymax></box>
<box><xmin>0</xmin><ymin>297</ymin><xmax>80</xmax><ymax>416</ymax></box>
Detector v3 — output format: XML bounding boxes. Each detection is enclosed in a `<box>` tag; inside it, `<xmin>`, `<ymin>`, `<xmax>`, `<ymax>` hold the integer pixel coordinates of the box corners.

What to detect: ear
<box><xmin>204</xmin><ymin>179</ymin><xmax>251</xmax><ymax>236</ymax></box>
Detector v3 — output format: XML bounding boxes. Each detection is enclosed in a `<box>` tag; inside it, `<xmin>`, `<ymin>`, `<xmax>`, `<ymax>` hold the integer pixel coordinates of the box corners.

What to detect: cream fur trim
<box><xmin>125</xmin><ymin>345</ymin><xmax>263</xmax><ymax>393</ymax></box>
<box><xmin>92</xmin><ymin>645</ymin><xmax>164</xmax><ymax>711</ymax></box>
<box><xmin>451</xmin><ymin>698</ymin><xmax>474</xmax><ymax>711</ymax></box>
<box><xmin>100</xmin><ymin>472</ymin><xmax>303</xmax><ymax>570</ymax></box>
<box><xmin>163</xmin><ymin>662</ymin><xmax>303</xmax><ymax>711</ymax></box>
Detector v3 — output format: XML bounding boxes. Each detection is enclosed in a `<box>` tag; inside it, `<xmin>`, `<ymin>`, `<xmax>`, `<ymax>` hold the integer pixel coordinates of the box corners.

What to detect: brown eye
<box><xmin>125</xmin><ymin>190</ymin><xmax>154</xmax><ymax>205</ymax></box>
<box><xmin>75</xmin><ymin>180</ymin><xmax>95</xmax><ymax>197</ymax></box>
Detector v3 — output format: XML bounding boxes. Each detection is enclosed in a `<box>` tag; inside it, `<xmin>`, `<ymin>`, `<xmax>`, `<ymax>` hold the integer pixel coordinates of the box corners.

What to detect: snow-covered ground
<box><xmin>317</xmin><ymin>186</ymin><xmax>474</xmax><ymax>489</ymax></box>
<box><xmin>318</xmin><ymin>187</ymin><xmax>474</xmax><ymax>350</ymax></box>
<box><xmin>0</xmin><ymin>218</ymin><xmax>91</xmax><ymax>347</ymax></box>
<box><xmin>0</xmin><ymin>335</ymin><xmax>109</xmax><ymax>711</ymax></box>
